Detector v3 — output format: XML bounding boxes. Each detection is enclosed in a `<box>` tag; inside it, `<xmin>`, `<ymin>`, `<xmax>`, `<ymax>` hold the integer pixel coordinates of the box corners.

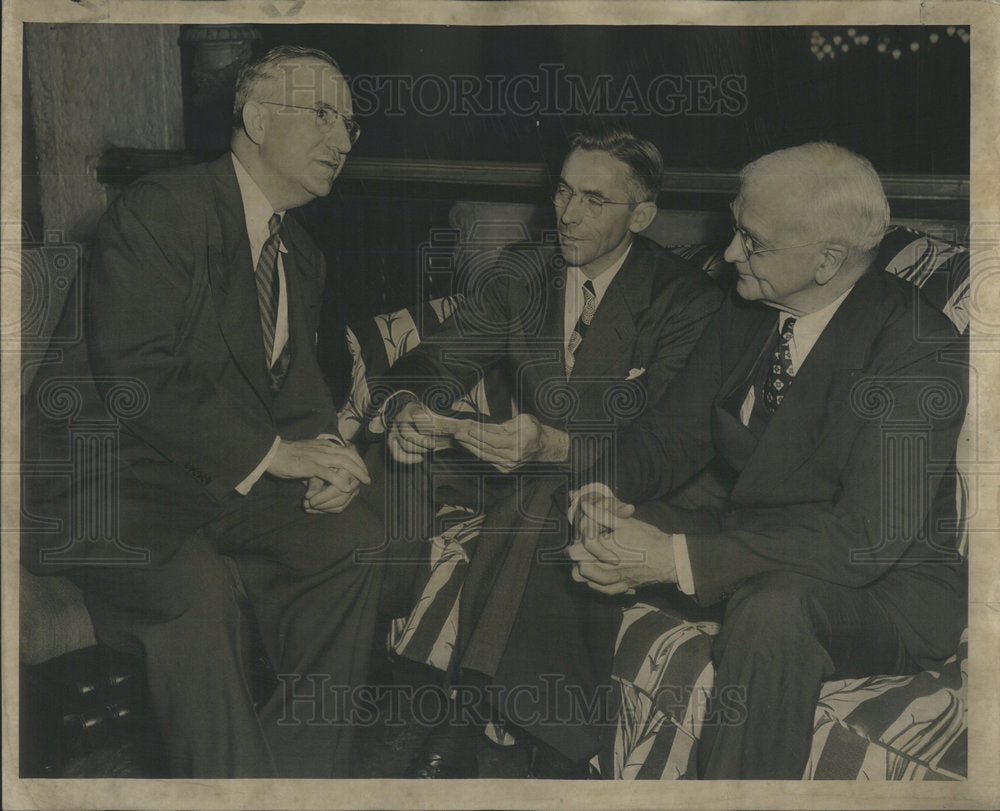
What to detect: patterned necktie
<box><xmin>763</xmin><ymin>316</ymin><xmax>797</xmax><ymax>413</ymax></box>
<box><xmin>255</xmin><ymin>213</ymin><xmax>282</xmax><ymax>368</ymax></box>
<box><xmin>566</xmin><ymin>280</ymin><xmax>597</xmax><ymax>377</ymax></box>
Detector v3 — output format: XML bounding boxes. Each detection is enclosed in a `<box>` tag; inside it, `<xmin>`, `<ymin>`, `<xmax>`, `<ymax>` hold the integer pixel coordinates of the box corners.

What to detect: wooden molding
<box><xmin>96</xmin><ymin>149</ymin><xmax>969</xmax><ymax>219</ymax></box>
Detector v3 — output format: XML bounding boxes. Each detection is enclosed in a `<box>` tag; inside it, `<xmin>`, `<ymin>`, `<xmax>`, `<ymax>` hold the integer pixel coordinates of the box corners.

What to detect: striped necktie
<box><xmin>255</xmin><ymin>213</ymin><xmax>282</xmax><ymax>370</ymax></box>
<box><xmin>566</xmin><ymin>279</ymin><xmax>597</xmax><ymax>377</ymax></box>
<box><xmin>763</xmin><ymin>316</ymin><xmax>797</xmax><ymax>413</ymax></box>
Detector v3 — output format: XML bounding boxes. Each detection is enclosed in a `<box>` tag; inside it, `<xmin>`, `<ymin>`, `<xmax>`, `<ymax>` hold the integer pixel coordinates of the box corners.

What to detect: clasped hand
<box><xmin>387</xmin><ymin>400</ymin><xmax>457</xmax><ymax>464</ymax></box>
<box><xmin>266</xmin><ymin>438</ymin><xmax>370</xmax><ymax>513</ymax></box>
<box><xmin>389</xmin><ymin>401</ymin><xmax>568</xmax><ymax>472</ymax></box>
<box><xmin>452</xmin><ymin>413</ymin><xmax>568</xmax><ymax>472</ymax></box>
<box><xmin>566</xmin><ymin>484</ymin><xmax>678</xmax><ymax>595</ymax></box>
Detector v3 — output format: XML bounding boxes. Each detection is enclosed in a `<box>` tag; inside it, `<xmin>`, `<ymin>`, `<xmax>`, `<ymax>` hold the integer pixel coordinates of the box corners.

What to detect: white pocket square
<box><xmin>625</xmin><ymin>367</ymin><xmax>646</xmax><ymax>381</ymax></box>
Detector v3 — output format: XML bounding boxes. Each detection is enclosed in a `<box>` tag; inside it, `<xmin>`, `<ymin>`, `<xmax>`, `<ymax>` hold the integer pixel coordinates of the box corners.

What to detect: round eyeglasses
<box><xmin>730</xmin><ymin>216</ymin><xmax>825</xmax><ymax>259</ymax></box>
<box><xmin>260</xmin><ymin>102</ymin><xmax>361</xmax><ymax>144</ymax></box>
<box><xmin>552</xmin><ymin>181</ymin><xmax>634</xmax><ymax>219</ymax></box>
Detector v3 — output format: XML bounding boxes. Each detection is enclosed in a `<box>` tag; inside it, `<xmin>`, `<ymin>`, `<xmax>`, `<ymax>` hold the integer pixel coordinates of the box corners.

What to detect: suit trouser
<box><xmin>70</xmin><ymin>477</ymin><xmax>385</xmax><ymax>778</ymax></box>
<box><xmin>483</xmin><ymin>511</ymin><xmax>622</xmax><ymax>763</ymax></box>
<box><xmin>697</xmin><ymin>570</ymin><xmax>919</xmax><ymax>779</ymax></box>
<box><xmin>378</xmin><ymin>447</ymin><xmax>621</xmax><ymax>763</ymax></box>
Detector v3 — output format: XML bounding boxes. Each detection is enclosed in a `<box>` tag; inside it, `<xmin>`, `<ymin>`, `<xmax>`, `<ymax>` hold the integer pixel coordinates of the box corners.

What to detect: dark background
<box><xmin>23</xmin><ymin>24</ymin><xmax>970</xmax><ymax>405</ymax></box>
<box><xmin>246</xmin><ymin>25</ymin><xmax>970</xmax><ymax>173</ymax></box>
<box><xmin>250</xmin><ymin>26</ymin><xmax>970</xmax><ymax>400</ymax></box>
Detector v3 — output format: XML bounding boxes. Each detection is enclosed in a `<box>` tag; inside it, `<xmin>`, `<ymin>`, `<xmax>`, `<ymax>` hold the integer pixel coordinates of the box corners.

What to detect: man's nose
<box><xmin>723</xmin><ymin>232</ymin><xmax>744</xmax><ymax>264</ymax></box>
<box><xmin>326</xmin><ymin>119</ymin><xmax>353</xmax><ymax>153</ymax></box>
<box><xmin>559</xmin><ymin>195</ymin><xmax>583</xmax><ymax>225</ymax></box>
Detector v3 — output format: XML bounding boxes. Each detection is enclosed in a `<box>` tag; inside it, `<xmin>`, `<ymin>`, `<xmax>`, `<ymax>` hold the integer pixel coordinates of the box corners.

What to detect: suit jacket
<box><xmin>389</xmin><ymin>234</ymin><xmax>724</xmax><ymax>439</ymax></box>
<box><xmin>383</xmin><ymin>233</ymin><xmax>722</xmax><ymax>685</ymax></box>
<box><xmin>607</xmin><ymin>269</ymin><xmax>968</xmax><ymax>662</ymax></box>
<box><xmin>23</xmin><ymin>155</ymin><xmax>339</xmax><ymax>567</ymax></box>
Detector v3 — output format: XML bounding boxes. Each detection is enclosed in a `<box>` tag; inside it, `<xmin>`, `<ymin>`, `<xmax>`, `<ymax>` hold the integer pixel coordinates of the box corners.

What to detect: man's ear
<box><xmin>241</xmin><ymin>101</ymin><xmax>267</xmax><ymax>146</ymax></box>
<box><xmin>814</xmin><ymin>244</ymin><xmax>848</xmax><ymax>285</ymax></box>
<box><xmin>628</xmin><ymin>201</ymin><xmax>658</xmax><ymax>234</ymax></box>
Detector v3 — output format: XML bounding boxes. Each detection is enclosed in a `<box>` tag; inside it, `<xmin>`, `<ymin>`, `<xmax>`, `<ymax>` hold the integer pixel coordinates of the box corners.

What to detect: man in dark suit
<box><xmin>22</xmin><ymin>46</ymin><xmax>384</xmax><ymax>777</ymax></box>
<box><xmin>569</xmin><ymin>142</ymin><xmax>968</xmax><ymax>778</ymax></box>
<box><xmin>380</xmin><ymin>126</ymin><xmax>723</xmax><ymax>776</ymax></box>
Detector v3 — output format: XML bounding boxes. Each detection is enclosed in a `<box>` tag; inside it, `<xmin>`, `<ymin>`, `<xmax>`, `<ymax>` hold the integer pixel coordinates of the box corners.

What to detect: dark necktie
<box><xmin>763</xmin><ymin>316</ymin><xmax>797</xmax><ymax>413</ymax></box>
<box><xmin>256</xmin><ymin>213</ymin><xmax>282</xmax><ymax>367</ymax></box>
<box><xmin>255</xmin><ymin>214</ymin><xmax>293</xmax><ymax>391</ymax></box>
<box><xmin>566</xmin><ymin>279</ymin><xmax>597</xmax><ymax>377</ymax></box>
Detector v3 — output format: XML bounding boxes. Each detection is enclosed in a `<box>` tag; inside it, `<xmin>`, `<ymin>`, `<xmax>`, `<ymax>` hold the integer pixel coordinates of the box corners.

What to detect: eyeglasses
<box><xmin>730</xmin><ymin>212</ymin><xmax>825</xmax><ymax>259</ymax></box>
<box><xmin>552</xmin><ymin>181</ymin><xmax>634</xmax><ymax>219</ymax></box>
<box><xmin>260</xmin><ymin>102</ymin><xmax>361</xmax><ymax>144</ymax></box>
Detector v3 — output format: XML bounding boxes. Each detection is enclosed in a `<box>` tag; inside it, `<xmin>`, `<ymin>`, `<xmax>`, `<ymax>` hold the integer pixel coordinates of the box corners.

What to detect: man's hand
<box><xmin>304</xmin><ymin>471</ymin><xmax>360</xmax><ymax>514</ymax></box>
<box><xmin>266</xmin><ymin>438</ymin><xmax>370</xmax><ymax>486</ymax></box>
<box><xmin>569</xmin><ymin>483</ymin><xmax>635</xmax><ymax>543</ymax></box>
<box><xmin>451</xmin><ymin>414</ymin><xmax>568</xmax><ymax>472</ymax></box>
<box><xmin>387</xmin><ymin>401</ymin><xmax>454</xmax><ymax>464</ymax></box>
<box><xmin>566</xmin><ymin>487</ymin><xmax>678</xmax><ymax>595</ymax></box>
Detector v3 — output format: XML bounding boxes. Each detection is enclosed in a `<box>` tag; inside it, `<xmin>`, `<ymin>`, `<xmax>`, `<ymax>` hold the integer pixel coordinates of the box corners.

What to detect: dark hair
<box><xmin>232</xmin><ymin>45</ymin><xmax>341</xmax><ymax>129</ymax></box>
<box><xmin>566</xmin><ymin>124</ymin><xmax>664</xmax><ymax>203</ymax></box>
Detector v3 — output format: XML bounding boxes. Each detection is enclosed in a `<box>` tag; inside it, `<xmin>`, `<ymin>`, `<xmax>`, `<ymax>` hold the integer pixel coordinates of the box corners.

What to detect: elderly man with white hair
<box><xmin>568</xmin><ymin>142</ymin><xmax>968</xmax><ymax>778</ymax></box>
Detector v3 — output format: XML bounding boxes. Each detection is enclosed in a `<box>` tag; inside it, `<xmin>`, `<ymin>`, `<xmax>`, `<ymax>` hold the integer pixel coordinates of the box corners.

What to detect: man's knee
<box><xmin>80</xmin><ymin>549</ymin><xmax>246</xmax><ymax>660</ymax></box>
<box><xmin>726</xmin><ymin>570</ymin><xmax>824</xmax><ymax>618</ymax></box>
<box><xmin>146</xmin><ymin>557</ymin><xmax>246</xmax><ymax>638</ymax></box>
<box><xmin>715</xmin><ymin>571</ymin><xmax>826</xmax><ymax>660</ymax></box>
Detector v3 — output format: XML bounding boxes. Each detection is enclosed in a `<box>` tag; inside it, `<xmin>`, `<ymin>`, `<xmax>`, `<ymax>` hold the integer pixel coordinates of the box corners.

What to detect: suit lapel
<box><xmin>279</xmin><ymin>213</ymin><xmax>323</xmax><ymax>288</ymax></box>
<box><xmin>279</xmin><ymin>214</ymin><xmax>323</xmax><ymax>350</ymax></box>
<box><xmin>537</xmin><ymin>249</ymin><xmax>568</xmax><ymax>379</ymax></box>
<box><xmin>569</xmin><ymin>239</ymin><xmax>651</xmax><ymax>383</ymax></box>
<box><xmin>718</xmin><ymin>309</ymin><xmax>776</xmax><ymax>412</ymax></box>
<box><xmin>271</xmin><ymin>224</ymin><xmax>336</xmax><ymax>427</ymax></box>
<box><xmin>730</xmin><ymin>273</ymin><xmax>883</xmax><ymax>502</ymax></box>
<box><xmin>205</xmin><ymin>157</ymin><xmax>272</xmax><ymax>404</ymax></box>
<box><xmin>279</xmin><ymin>215</ymin><xmax>323</xmax><ymax>378</ymax></box>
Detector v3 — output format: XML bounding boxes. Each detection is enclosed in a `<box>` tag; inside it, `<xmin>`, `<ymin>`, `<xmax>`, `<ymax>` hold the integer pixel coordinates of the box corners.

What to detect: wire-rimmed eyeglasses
<box><xmin>260</xmin><ymin>102</ymin><xmax>361</xmax><ymax>144</ymax></box>
<box><xmin>730</xmin><ymin>210</ymin><xmax>825</xmax><ymax>259</ymax></box>
<box><xmin>552</xmin><ymin>181</ymin><xmax>635</xmax><ymax>219</ymax></box>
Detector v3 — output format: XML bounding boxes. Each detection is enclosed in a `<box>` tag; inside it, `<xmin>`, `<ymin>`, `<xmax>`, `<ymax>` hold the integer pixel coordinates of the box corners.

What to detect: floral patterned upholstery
<box><xmin>609</xmin><ymin>606</ymin><xmax>968</xmax><ymax>780</ymax></box>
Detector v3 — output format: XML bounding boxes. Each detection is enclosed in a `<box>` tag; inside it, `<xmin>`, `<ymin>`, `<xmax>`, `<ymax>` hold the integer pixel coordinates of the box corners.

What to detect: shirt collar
<box><xmin>231</xmin><ymin>153</ymin><xmax>287</xmax><ymax>254</ymax></box>
<box><xmin>567</xmin><ymin>243</ymin><xmax>632</xmax><ymax>301</ymax></box>
<box><xmin>778</xmin><ymin>285</ymin><xmax>854</xmax><ymax>340</ymax></box>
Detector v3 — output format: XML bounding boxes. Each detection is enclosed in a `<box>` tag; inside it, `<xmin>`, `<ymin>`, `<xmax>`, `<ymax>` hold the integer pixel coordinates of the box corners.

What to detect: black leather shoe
<box><xmin>406</xmin><ymin>746</ymin><xmax>479</xmax><ymax>778</ymax></box>
<box><xmin>405</xmin><ymin>723</ymin><xmax>480</xmax><ymax>778</ymax></box>
<box><xmin>526</xmin><ymin>742</ymin><xmax>592</xmax><ymax>779</ymax></box>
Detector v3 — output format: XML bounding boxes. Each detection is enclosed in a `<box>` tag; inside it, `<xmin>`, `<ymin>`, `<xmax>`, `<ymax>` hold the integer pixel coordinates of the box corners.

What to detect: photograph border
<box><xmin>3</xmin><ymin>2</ymin><xmax>998</xmax><ymax>809</ymax></box>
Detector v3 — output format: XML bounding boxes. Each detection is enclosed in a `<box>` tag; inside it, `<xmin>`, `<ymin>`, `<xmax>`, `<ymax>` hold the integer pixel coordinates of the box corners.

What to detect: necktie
<box><xmin>255</xmin><ymin>213</ymin><xmax>292</xmax><ymax>391</ymax></box>
<box><xmin>566</xmin><ymin>280</ymin><xmax>597</xmax><ymax>377</ymax></box>
<box><xmin>255</xmin><ymin>213</ymin><xmax>282</xmax><ymax>367</ymax></box>
<box><xmin>763</xmin><ymin>317</ymin><xmax>796</xmax><ymax>413</ymax></box>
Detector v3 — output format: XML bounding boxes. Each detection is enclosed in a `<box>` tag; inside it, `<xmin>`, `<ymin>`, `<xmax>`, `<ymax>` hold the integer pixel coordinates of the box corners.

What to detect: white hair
<box><xmin>740</xmin><ymin>142</ymin><xmax>890</xmax><ymax>252</ymax></box>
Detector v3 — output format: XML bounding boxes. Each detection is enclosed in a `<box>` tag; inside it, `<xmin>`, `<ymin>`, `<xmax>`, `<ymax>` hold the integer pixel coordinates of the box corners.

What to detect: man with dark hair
<box><xmin>381</xmin><ymin>123</ymin><xmax>724</xmax><ymax>777</ymax></box>
<box><xmin>568</xmin><ymin>142</ymin><xmax>968</xmax><ymax>778</ymax></box>
<box><xmin>22</xmin><ymin>45</ymin><xmax>382</xmax><ymax>777</ymax></box>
